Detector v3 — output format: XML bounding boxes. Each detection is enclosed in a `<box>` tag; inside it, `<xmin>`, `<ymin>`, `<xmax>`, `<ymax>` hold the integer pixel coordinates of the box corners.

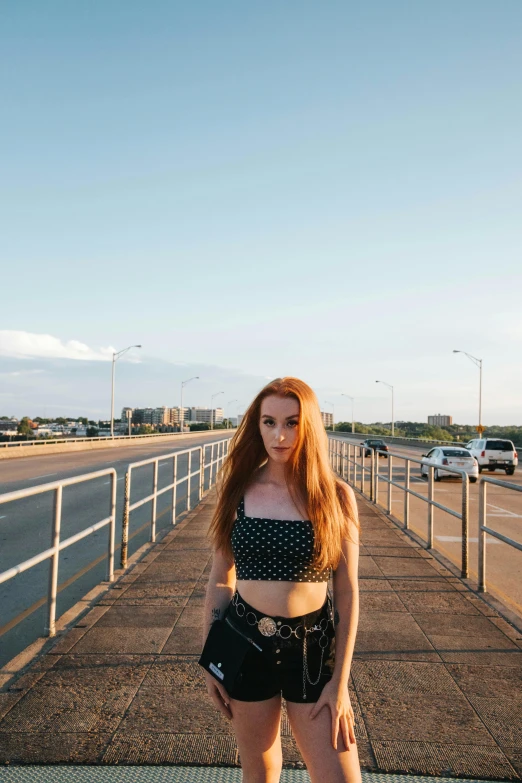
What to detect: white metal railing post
<box><xmin>107</xmin><ymin>471</ymin><xmax>117</xmax><ymax>581</ymax></box>
<box><xmin>387</xmin><ymin>455</ymin><xmax>392</xmax><ymax>514</ymax></box>
<box><xmin>46</xmin><ymin>485</ymin><xmax>63</xmax><ymax>637</ymax></box>
<box><xmin>427</xmin><ymin>466</ymin><xmax>434</xmax><ymax>548</ymax></box>
<box><xmin>370</xmin><ymin>448</ymin><xmax>375</xmax><ymax>502</ymax></box>
<box><xmin>375</xmin><ymin>449</ymin><xmax>380</xmax><ymax>506</ymax></box>
<box><xmin>361</xmin><ymin>447</ymin><xmax>366</xmax><ymax>496</ymax></box>
<box><xmin>461</xmin><ymin>474</ymin><xmax>469</xmax><ymax>579</ymax></box>
<box><xmin>404</xmin><ymin>459</ymin><xmax>410</xmax><ymax>530</ymax></box>
<box><xmin>199</xmin><ymin>446</ymin><xmax>204</xmax><ymax>499</ymax></box>
<box><xmin>172</xmin><ymin>454</ymin><xmax>178</xmax><ymax>525</ymax></box>
<box><xmin>151</xmin><ymin>460</ymin><xmax>159</xmax><ymax>542</ymax></box>
<box><xmin>121</xmin><ymin>471</ymin><xmax>131</xmax><ymax>569</ymax></box>
<box><xmin>478</xmin><ymin>480</ymin><xmax>487</xmax><ymax>592</ymax></box>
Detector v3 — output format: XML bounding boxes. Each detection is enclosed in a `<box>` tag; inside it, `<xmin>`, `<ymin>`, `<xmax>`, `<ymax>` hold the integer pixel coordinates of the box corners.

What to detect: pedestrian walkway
<box><xmin>0</xmin><ymin>489</ymin><xmax>521</xmax><ymax>780</ymax></box>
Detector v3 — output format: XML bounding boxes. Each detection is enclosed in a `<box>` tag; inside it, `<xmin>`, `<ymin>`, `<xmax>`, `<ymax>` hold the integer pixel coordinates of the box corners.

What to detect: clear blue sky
<box><xmin>1</xmin><ymin>1</ymin><xmax>521</xmax><ymax>425</ymax></box>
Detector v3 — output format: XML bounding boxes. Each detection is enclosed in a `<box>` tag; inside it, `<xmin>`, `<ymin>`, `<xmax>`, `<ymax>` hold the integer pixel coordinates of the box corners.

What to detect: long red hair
<box><xmin>208</xmin><ymin>377</ymin><xmax>359</xmax><ymax>571</ymax></box>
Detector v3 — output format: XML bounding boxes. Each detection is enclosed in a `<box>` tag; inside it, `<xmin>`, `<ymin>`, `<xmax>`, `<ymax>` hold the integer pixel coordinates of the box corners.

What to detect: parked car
<box><xmin>420</xmin><ymin>447</ymin><xmax>478</xmax><ymax>482</ymax></box>
<box><xmin>465</xmin><ymin>439</ymin><xmax>518</xmax><ymax>475</ymax></box>
<box><xmin>361</xmin><ymin>438</ymin><xmax>389</xmax><ymax>458</ymax></box>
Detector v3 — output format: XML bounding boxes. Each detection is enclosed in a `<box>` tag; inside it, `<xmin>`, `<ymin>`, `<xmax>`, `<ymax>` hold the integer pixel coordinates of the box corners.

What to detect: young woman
<box><xmin>203</xmin><ymin>377</ymin><xmax>361</xmax><ymax>783</ymax></box>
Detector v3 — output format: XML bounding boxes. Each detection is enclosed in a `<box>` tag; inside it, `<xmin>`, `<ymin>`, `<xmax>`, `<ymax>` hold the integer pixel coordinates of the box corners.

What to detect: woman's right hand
<box><xmin>204</xmin><ymin>671</ymin><xmax>233</xmax><ymax>720</ymax></box>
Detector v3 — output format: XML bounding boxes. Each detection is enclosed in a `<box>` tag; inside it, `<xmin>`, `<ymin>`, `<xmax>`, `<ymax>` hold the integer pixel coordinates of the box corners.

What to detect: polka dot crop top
<box><xmin>231</xmin><ymin>497</ymin><xmax>331</xmax><ymax>582</ymax></box>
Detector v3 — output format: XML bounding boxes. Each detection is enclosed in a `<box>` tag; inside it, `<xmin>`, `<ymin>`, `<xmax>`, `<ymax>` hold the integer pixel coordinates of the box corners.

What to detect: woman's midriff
<box><xmin>235</xmin><ymin>579</ymin><xmax>328</xmax><ymax>618</ymax></box>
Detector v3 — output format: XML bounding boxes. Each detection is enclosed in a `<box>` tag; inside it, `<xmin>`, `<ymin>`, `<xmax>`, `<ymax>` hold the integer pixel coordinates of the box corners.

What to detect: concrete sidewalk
<box><xmin>0</xmin><ymin>489</ymin><xmax>521</xmax><ymax>779</ymax></box>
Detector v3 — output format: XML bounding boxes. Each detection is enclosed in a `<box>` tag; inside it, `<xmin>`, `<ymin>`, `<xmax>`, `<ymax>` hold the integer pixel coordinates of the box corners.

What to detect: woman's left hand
<box><xmin>309</xmin><ymin>679</ymin><xmax>356</xmax><ymax>750</ymax></box>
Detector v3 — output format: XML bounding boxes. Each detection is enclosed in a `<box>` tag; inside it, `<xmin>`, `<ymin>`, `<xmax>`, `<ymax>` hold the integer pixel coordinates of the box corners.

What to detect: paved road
<box><xmin>0</xmin><ymin>432</ymin><xmax>234</xmax><ymax>668</ymax></box>
<box><xmin>336</xmin><ymin>434</ymin><xmax>522</xmax><ymax>617</ymax></box>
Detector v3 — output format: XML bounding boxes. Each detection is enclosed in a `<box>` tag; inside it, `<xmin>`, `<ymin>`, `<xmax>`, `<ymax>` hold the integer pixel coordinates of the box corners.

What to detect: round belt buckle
<box><xmin>258</xmin><ymin>617</ymin><xmax>277</xmax><ymax>637</ymax></box>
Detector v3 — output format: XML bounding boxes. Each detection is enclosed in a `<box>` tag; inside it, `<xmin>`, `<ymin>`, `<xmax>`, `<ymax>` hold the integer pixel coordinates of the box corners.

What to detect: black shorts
<box><xmin>223</xmin><ymin>590</ymin><xmax>336</xmax><ymax>703</ymax></box>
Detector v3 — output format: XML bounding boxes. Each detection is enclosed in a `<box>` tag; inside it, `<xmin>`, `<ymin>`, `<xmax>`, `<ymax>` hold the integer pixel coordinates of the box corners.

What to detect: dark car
<box><xmin>361</xmin><ymin>439</ymin><xmax>389</xmax><ymax>458</ymax></box>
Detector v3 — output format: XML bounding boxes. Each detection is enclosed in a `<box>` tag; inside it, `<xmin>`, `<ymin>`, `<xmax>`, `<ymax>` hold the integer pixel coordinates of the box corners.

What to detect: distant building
<box><xmin>0</xmin><ymin>420</ymin><xmax>18</xmax><ymax>432</ymax></box>
<box><xmin>428</xmin><ymin>414</ymin><xmax>453</xmax><ymax>427</ymax></box>
<box><xmin>321</xmin><ymin>411</ymin><xmax>333</xmax><ymax>429</ymax></box>
<box><xmin>188</xmin><ymin>407</ymin><xmax>224</xmax><ymax>425</ymax></box>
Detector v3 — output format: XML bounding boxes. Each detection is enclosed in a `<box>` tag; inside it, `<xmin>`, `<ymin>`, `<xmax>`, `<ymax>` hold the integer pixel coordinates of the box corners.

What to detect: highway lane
<box><xmin>0</xmin><ymin>432</ymin><xmax>233</xmax><ymax>668</ymax></box>
<box><xmin>335</xmin><ymin>434</ymin><xmax>522</xmax><ymax>617</ymax></box>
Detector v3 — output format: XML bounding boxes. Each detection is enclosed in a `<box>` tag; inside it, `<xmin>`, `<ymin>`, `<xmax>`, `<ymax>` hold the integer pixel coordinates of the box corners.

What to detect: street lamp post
<box><xmin>375</xmin><ymin>381</ymin><xmax>394</xmax><ymax>436</ymax></box>
<box><xmin>325</xmin><ymin>400</ymin><xmax>335</xmax><ymax>432</ymax></box>
<box><xmin>341</xmin><ymin>394</ymin><xmax>355</xmax><ymax>433</ymax></box>
<box><xmin>180</xmin><ymin>376</ymin><xmax>199</xmax><ymax>433</ymax></box>
<box><xmin>110</xmin><ymin>344</ymin><xmax>142</xmax><ymax>438</ymax></box>
<box><xmin>453</xmin><ymin>350</ymin><xmax>483</xmax><ymax>435</ymax></box>
<box><xmin>210</xmin><ymin>391</ymin><xmax>224</xmax><ymax>430</ymax></box>
<box><xmin>227</xmin><ymin>399</ymin><xmax>238</xmax><ymax>430</ymax></box>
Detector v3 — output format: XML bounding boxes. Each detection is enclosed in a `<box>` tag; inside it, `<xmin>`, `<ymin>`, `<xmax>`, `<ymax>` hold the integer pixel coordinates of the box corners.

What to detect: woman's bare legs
<box><xmin>230</xmin><ymin>694</ymin><xmax>283</xmax><ymax>783</ymax></box>
<box><xmin>286</xmin><ymin>700</ymin><xmax>362</xmax><ymax>783</ymax></box>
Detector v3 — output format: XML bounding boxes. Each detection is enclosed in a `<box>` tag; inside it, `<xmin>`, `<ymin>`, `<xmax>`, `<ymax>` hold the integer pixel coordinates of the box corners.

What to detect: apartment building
<box><xmin>428</xmin><ymin>414</ymin><xmax>453</xmax><ymax>427</ymax></box>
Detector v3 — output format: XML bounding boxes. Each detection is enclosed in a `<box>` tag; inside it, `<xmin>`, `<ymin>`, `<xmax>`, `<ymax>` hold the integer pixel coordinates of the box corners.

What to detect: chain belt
<box><xmin>231</xmin><ymin>592</ymin><xmax>334</xmax><ymax>699</ymax></box>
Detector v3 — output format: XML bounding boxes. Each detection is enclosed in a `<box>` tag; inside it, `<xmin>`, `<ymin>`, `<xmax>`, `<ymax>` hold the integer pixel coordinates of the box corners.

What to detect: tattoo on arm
<box><xmin>334</xmin><ymin>609</ymin><xmax>340</xmax><ymax>626</ymax></box>
<box><xmin>211</xmin><ymin>608</ymin><xmax>221</xmax><ymax>622</ymax></box>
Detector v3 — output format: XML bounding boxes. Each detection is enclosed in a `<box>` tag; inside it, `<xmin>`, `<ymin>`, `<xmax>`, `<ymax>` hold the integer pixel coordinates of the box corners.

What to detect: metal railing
<box><xmin>120</xmin><ymin>438</ymin><xmax>229</xmax><ymax>568</ymax></box>
<box><xmin>478</xmin><ymin>476</ymin><xmax>522</xmax><ymax>593</ymax></box>
<box><xmin>0</xmin><ymin>469</ymin><xmax>117</xmax><ymax>637</ymax></box>
<box><xmin>0</xmin><ymin>428</ymin><xmax>234</xmax><ymax>449</ymax></box>
<box><xmin>329</xmin><ymin>438</ymin><xmax>470</xmax><ymax>578</ymax></box>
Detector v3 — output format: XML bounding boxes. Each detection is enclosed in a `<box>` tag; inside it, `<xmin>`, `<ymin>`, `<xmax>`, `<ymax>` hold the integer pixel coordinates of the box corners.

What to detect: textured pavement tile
<box><xmin>359</xmin><ymin>691</ymin><xmax>496</xmax><ymax>745</ymax></box>
<box><xmin>119</xmin><ymin>687</ymin><xmax>232</xmax><ymax>733</ymax></box>
<box><xmin>38</xmin><ymin>654</ymin><xmax>155</xmax><ymax>688</ymax></box>
<box><xmin>0</xmin><ymin>692</ymin><xmax>24</xmax><ymax>721</ymax></box>
<box><xmin>428</xmin><ymin>633</ymin><xmax>520</xmax><ymax>653</ymax></box>
<box><xmin>467</xmin><ymin>695</ymin><xmax>522</xmax><ymax>746</ymax></box>
<box><xmin>412</xmin><ymin>612</ymin><xmax>520</xmax><ymax>641</ymax></box>
<box><xmin>162</xmin><ymin>626</ymin><xmax>202</xmax><ymax>655</ymax></box>
<box><xmin>154</xmin><ymin>551</ymin><xmax>210</xmax><ymax>565</ymax></box>
<box><xmin>438</xmin><ymin>648</ymin><xmax>522</xmax><ymax>666</ymax></box>
<box><xmin>102</xmin><ymin>732</ymin><xmax>238</xmax><ymax>765</ymax></box>
<box><xmin>112</xmin><ymin>584</ymin><xmax>192</xmax><ymax>606</ymax></box>
<box><xmin>364</xmin><ymin>546</ymin><xmax>422</xmax><ymax>558</ymax></box>
<box><xmin>502</xmin><ymin>747</ymin><xmax>522</xmax><ymax>777</ymax></box>
<box><xmin>176</xmin><ymin>605</ymin><xmax>204</xmax><ymax>626</ymax></box>
<box><xmin>371</xmin><ymin>740</ymin><xmax>517</xmax><ymax>779</ymax></box>
<box><xmin>388</xmin><ymin>577</ymin><xmax>457</xmax><ymax>592</ymax></box>
<box><xmin>47</xmin><ymin>627</ymin><xmax>90</xmax><ymax>654</ymax></box>
<box><xmin>398</xmin><ymin>589</ymin><xmax>480</xmax><ymax>614</ymax></box>
<box><xmin>355</xmin><ymin>612</ymin><xmax>437</xmax><ymax>658</ymax></box>
<box><xmin>95</xmin><ymin>604</ymin><xmax>182</xmax><ymax>627</ymax></box>
<box><xmin>361</xmin><ymin>532</ymin><xmax>410</xmax><ymax>546</ymax></box>
<box><xmin>137</xmin><ymin>563</ymin><xmax>205</xmax><ymax>582</ymax></box>
<box><xmin>0</xmin><ymin>684</ymin><xmax>137</xmax><ymax>733</ymax></box>
<box><xmin>352</xmin><ymin>660</ymin><xmax>461</xmax><ymax>696</ymax></box>
<box><xmin>142</xmin><ymin>656</ymin><xmax>206</xmax><ymax>689</ymax></box>
<box><xmin>280</xmin><ymin>735</ymin><xmax>304</xmax><ymax>765</ymax></box>
<box><xmin>360</xmin><ymin>592</ymin><xmax>408</xmax><ymax>612</ymax></box>
<box><xmin>373</xmin><ymin>556</ymin><xmax>441</xmax><ymax>578</ymax></box>
<box><xmin>359</xmin><ymin>578</ymin><xmax>393</xmax><ymax>592</ymax></box>
<box><xmin>445</xmin><ymin>663</ymin><xmax>522</xmax><ymax>698</ymax></box>
<box><xmin>359</xmin><ymin>557</ymin><xmax>384</xmax><ymax>577</ymax></box>
<box><xmin>7</xmin><ymin>654</ymin><xmax>60</xmax><ymax>692</ymax></box>
<box><xmin>0</xmin><ymin>731</ymin><xmax>112</xmax><ymax>763</ymax></box>
<box><xmin>354</xmin><ymin>740</ymin><xmax>377</xmax><ymax>771</ymax></box>
<box><xmin>70</xmin><ymin>626</ymin><xmax>174</xmax><ymax>654</ymax></box>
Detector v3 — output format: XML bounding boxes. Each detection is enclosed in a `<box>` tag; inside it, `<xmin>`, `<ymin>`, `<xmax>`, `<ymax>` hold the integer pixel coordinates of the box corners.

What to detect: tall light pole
<box><xmin>110</xmin><ymin>344</ymin><xmax>141</xmax><ymax>438</ymax></box>
<box><xmin>227</xmin><ymin>399</ymin><xmax>238</xmax><ymax>430</ymax></box>
<box><xmin>325</xmin><ymin>400</ymin><xmax>335</xmax><ymax>432</ymax></box>
<box><xmin>341</xmin><ymin>394</ymin><xmax>355</xmax><ymax>433</ymax></box>
<box><xmin>180</xmin><ymin>376</ymin><xmax>199</xmax><ymax>433</ymax></box>
<box><xmin>375</xmin><ymin>380</ymin><xmax>394</xmax><ymax>436</ymax></box>
<box><xmin>453</xmin><ymin>350</ymin><xmax>483</xmax><ymax>436</ymax></box>
<box><xmin>210</xmin><ymin>391</ymin><xmax>224</xmax><ymax>430</ymax></box>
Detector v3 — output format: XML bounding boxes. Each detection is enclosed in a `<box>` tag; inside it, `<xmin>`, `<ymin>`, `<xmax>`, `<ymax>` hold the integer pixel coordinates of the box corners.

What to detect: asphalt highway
<box><xmin>338</xmin><ymin>434</ymin><xmax>522</xmax><ymax>618</ymax></box>
<box><xmin>0</xmin><ymin>432</ymin><xmax>234</xmax><ymax>668</ymax></box>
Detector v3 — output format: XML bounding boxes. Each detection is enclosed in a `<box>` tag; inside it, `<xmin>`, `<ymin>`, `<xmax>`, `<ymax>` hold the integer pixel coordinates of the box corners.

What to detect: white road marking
<box><xmin>436</xmin><ymin>536</ymin><xmax>503</xmax><ymax>544</ymax></box>
<box><xmin>103</xmin><ymin>477</ymin><xmax>125</xmax><ymax>485</ymax></box>
<box><xmin>487</xmin><ymin>503</ymin><xmax>522</xmax><ymax>518</ymax></box>
<box><xmin>31</xmin><ymin>472</ymin><xmax>58</xmax><ymax>480</ymax></box>
<box><xmin>0</xmin><ymin>515</ymin><xmax>6</xmax><ymax>520</ymax></box>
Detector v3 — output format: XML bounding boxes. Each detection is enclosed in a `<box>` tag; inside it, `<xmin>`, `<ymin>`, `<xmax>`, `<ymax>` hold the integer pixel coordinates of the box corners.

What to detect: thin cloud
<box><xmin>0</xmin><ymin>331</ymin><xmax>115</xmax><ymax>361</ymax></box>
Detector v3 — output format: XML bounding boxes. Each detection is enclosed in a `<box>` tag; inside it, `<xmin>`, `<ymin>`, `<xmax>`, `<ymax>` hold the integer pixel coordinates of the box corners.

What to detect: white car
<box><xmin>465</xmin><ymin>438</ymin><xmax>518</xmax><ymax>476</ymax></box>
<box><xmin>420</xmin><ymin>447</ymin><xmax>478</xmax><ymax>483</ymax></box>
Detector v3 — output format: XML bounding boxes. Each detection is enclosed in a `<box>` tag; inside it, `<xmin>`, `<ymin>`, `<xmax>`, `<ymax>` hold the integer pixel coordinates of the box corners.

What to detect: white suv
<box><xmin>465</xmin><ymin>438</ymin><xmax>518</xmax><ymax>476</ymax></box>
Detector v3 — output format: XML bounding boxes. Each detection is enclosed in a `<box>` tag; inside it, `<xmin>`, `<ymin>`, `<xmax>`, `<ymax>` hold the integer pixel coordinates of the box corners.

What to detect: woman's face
<box><xmin>259</xmin><ymin>395</ymin><xmax>300</xmax><ymax>462</ymax></box>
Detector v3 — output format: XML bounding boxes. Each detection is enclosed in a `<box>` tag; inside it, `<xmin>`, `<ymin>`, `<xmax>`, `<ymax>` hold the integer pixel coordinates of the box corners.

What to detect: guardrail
<box><xmin>329</xmin><ymin>438</ymin><xmax>470</xmax><ymax>578</ymax></box>
<box><xmin>478</xmin><ymin>476</ymin><xmax>522</xmax><ymax>593</ymax></box>
<box><xmin>120</xmin><ymin>438</ymin><xmax>230</xmax><ymax>568</ymax></box>
<box><xmin>0</xmin><ymin>469</ymin><xmax>117</xmax><ymax>637</ymax></box>
<box><xmin>0</xmin><ymin>428</ymin><xmax>234</xmax><ymax>449</ymax></box>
